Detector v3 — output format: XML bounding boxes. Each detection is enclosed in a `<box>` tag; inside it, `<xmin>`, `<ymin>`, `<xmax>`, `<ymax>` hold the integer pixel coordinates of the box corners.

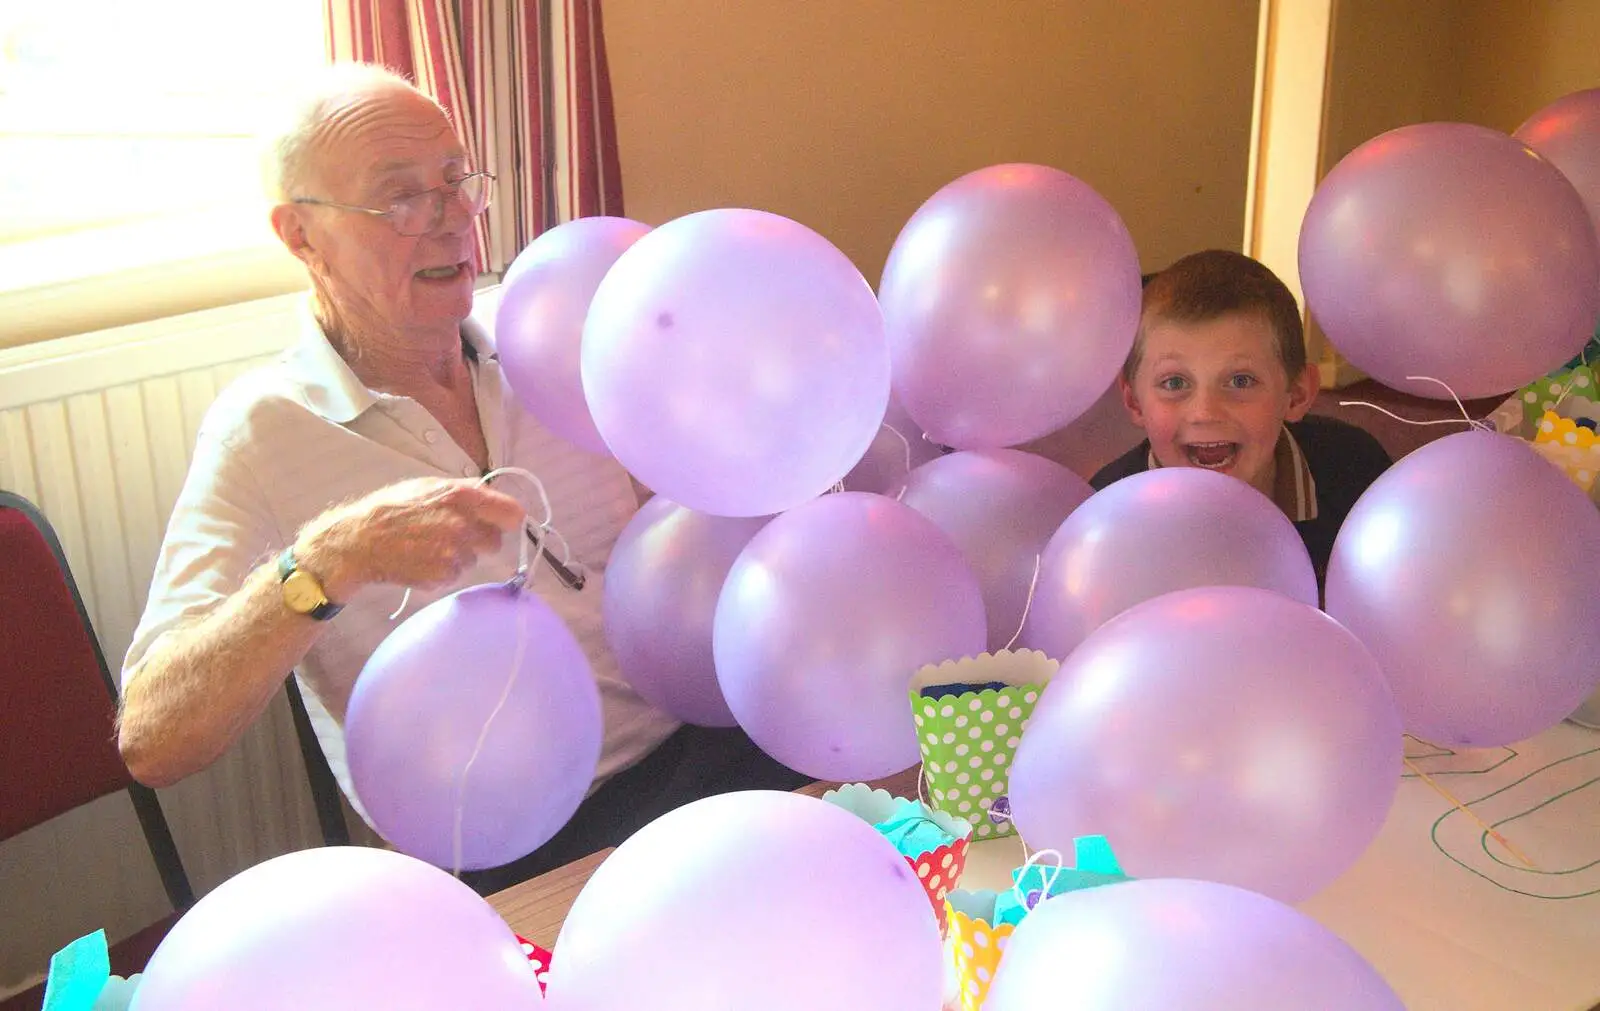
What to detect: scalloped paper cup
<box><xmin>910</xmin><ymin>650</ymin><xmax>1059</xmax><ymax>840</ymax></box>
<box><xmin>822</xmin><ymin>782</ymin><xmax>973</xmax><ymax>933</ymax></box>
<box><xmin>943</xmin><ymin>889</ymin><xmax>1013</xmax><ymax>1011</ymax></box>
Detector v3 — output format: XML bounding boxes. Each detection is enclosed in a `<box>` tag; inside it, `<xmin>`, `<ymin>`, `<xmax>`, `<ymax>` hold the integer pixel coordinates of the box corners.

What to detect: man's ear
<box><xmin>1118</xmin><ymin>374</ymin><xmax>1147</xmax><ymax>429</ymax></box>
<box><xmin>270</xmin><ymin>204</ymin><xmax>319</xmax><ymax>268</ymax></box>
<box><xmin>1284</xmin><ymin>361</ymin><xmax>1319</xmax><ymax>422</ymax></box>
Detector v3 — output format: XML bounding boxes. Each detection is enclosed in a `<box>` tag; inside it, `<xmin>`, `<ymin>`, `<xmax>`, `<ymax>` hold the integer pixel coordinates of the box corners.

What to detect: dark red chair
<box><xmin>0</xmin><ymin>490</ymin><xmax>193</xmax><ymax>1010</ymax></box>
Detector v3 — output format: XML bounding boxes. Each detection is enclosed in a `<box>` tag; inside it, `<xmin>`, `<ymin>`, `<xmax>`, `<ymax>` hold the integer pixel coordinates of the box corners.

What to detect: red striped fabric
<box><xmin>323</xmin><ymin>0</ymin><xmax>621</xmax><ymax>272</ymax></box>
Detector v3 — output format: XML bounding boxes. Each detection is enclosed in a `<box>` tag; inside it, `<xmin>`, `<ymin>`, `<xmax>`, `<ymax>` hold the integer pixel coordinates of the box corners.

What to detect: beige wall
<box><xmin>1321</xmin><ymin>0</ymin><xmax>1468</xmax><ymax>170</ymax></box>
<box><xmin>603</xmin><ymin>1</ymin><xmax>1261</xmax><ymax>285</ymax></box>
<box><xmin>1324</xmin><ymin>0</ymin><xmax>1600</xmax><ymax>171</ymax></box>
<box><xmin>1458</xmin><ymin>1</ymin><xmax>1600</xmax><ymax>132</ymax></box>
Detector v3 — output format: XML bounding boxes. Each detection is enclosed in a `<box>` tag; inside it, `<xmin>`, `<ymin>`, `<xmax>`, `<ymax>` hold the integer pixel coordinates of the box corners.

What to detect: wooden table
<box><xmin>487</xmin><ymin>767</ymin><xmax>921</xmax><ymax>948</ymax></box>
<box><xmin>489</xmin><ymin>724</ymin><xmax>1600</xmax><ymax>1011</ymax></box>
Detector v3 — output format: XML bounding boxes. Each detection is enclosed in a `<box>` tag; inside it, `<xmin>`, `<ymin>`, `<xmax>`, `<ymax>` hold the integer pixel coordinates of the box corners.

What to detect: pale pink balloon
<box><xmin>544</xmin><ymin>791</ymin><xmax>944</xmax><ymax>1011</ymax></box>
<box><xmin>841</xmin><ymin>394</ymin><xmax>945</xmax><ymax>496</ymax></box>
<box><xmin>136</xmin><ymin>847</ymin><xmax>546</xmax><ymax>1010</ymax></box>
<box><xmin>1516</xmin><ymin>88</ymin><xmax>1600</xmax><ymax>237</ymax></box>
<box><xmin>1326</xmin><ymin>430</ymin><xmax>1600</xmax><ymax>747</ymax></box>
<box><xmin>496</xmin><ymin>216</ymin><xmax>651</xmax><ymax>454</ymax></box>
<box><xmin>986</xmin><ymin>879</ymin><xmax>1404</xmax><ymax>1011</ymax></box>
<box><xmin>879</xmin><ymin>163</ymin><xmax>1142</xmax><ymax>450</ymax></box>
<box><xmin>713</xmin><ymin>492</ymin><xmax>987</xmax><ymax>782</ymax></box>
<box><xmin>1300</xmin><ymin>122</ymin><xmax>1600</xmax><ymax>399</ymax></box>
<box><xmin>1020</xmin><ymin>467</ymin><xmax>1317</xmax><ymax>662</ymax></box>
<box><xmin>602</xmin><ymin>496</ymin><xmax>770</xmax><ymax>727</ymax></box>
<box><xmin>1010</xmin><ymin>586</ymin><xmax>1402</xmax><ymax>903</ymax></box>
<box><xmin>582</xmin><ymin>208</ymin><xmax>890</xmax><ymax>517</ymax></box>
<box><xmin>900</xmin><ymin>448</ymin><xmax>1093</xmax><ymax>651</ymax></box>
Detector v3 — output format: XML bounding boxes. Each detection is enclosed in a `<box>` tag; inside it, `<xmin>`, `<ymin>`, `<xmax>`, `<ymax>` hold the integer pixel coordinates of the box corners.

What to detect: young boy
<box><xmin>1091</xmin><ymin>250</ymin><xmax>1391</xmax><ymax>585</ymax></box>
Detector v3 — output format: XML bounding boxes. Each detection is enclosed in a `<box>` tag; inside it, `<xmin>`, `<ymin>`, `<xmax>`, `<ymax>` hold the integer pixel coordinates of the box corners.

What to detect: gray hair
<box><xmin>260</xmin><ymin>62</ymin><xmax>428</xmax><ymax>203</ymax></box>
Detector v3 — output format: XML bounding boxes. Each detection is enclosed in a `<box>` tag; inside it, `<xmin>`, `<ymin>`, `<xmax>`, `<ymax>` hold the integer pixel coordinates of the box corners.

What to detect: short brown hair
<box><xmin>1124</xmin><ymin>250</ymin><xmax>1306</xmax><ymax>381</ymax></box>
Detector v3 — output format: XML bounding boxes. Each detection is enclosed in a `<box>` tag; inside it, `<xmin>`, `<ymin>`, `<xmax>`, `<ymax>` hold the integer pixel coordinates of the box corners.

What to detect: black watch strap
<box><xmin>278</xmin><ymin>548</ymin><xmax>344</xmax><ymax>621</ymax></box>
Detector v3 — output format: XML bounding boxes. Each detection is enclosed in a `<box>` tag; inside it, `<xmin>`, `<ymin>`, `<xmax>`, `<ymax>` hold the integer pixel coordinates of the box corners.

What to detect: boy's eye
<box><xmin>1227</xmin><ymin>373</ymin><xmax>1258</xmax><ymax>389</ymax></box>
<box><xmin>1156</xmin><ymin>375</ymin><xmax>1188</xmax><ymax>392</ymax></box>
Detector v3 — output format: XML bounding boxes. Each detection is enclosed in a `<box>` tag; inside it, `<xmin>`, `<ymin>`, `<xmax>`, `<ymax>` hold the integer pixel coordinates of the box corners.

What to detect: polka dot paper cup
<box><xmin>822</xmin><ymin>782</ymin><xmax>973</xmax><ymax>934</ymax></box>
<box><xmin>515</xmin><ymin>935</ymin><xmax>552</xmax><ymax>995</ymax></box>
<box><xmin>943</xmin><ymin>889</ymin><xmax>1014</xmax><ymax>1011</ymax></box>
<box><xmin>909</xmin><ymin>650</ymin><xmax>1059</xmax><ymax>840</ymax></box>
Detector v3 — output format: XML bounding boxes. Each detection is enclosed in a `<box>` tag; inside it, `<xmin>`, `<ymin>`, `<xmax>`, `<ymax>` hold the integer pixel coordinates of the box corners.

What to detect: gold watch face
<box><xmin>282</xmin><ymin>570</ymin><xmax>328</xmax><ymax>614</ymax></box>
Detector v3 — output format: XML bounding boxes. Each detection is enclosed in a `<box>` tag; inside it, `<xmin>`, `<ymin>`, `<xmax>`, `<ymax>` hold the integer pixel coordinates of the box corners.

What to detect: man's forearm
<box><xmin>118</xmin><ymin>559</ymin><xmax>329</xmax><ymax>788</ymax></box>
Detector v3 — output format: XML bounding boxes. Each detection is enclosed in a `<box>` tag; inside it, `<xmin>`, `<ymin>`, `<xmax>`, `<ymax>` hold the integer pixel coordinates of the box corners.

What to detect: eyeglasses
<box><xmin>292</xmin><ymin>172</ymin><xmax>495</xmax><ymax>236</ymax></box>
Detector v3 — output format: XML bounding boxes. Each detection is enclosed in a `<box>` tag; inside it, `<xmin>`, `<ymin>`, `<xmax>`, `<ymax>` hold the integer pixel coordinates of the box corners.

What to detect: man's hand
<box><xmin>293</xmin><ymin>478</ymin><xmax>528</xmax><ymax>601</ymax></box>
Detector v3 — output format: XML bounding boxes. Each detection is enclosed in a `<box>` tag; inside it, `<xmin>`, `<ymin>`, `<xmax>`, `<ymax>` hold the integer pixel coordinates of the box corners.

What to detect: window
<box><xmin>0</xmin><ymin>0</ymin><xmax>327</xmax><ymax>347</ymax></box>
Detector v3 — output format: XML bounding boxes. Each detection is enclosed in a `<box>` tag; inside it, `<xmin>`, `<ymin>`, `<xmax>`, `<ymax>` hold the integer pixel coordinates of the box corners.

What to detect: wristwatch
<box><xmin>278</xmin><ymin>548</ymin><xmax>343</xmax><ymax>621</ymax></box>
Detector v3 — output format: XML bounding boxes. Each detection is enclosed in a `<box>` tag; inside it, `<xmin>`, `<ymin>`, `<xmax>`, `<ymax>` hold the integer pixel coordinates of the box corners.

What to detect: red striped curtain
<box><xmin>324</xmin><ymin>0</ymin><xmax>624</xmax><ymax>273</ymax></box>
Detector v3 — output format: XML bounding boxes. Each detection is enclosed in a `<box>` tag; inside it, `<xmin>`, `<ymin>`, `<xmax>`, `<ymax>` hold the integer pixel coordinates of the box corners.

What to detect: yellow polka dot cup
<box><xmin>909</xmin><ymin>650</ymin><xmax>1059</xmax><ymax>841</ymax></box>
<box><xmin>1532</xmin><ymin>410</ymin><xmax>1600</xmax><ymax>495</ymax></box>
<box><xmin>944</xmin><ymin>889</ymin><xmax>1014</xmax><ymax>1011</ymax></box>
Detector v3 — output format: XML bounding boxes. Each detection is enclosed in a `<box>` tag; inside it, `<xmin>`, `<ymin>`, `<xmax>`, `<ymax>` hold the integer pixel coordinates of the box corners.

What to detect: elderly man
<box><xmin>118</xmin><ymin>63</ymin><xmax>805</xmax><ymax>891</ymax></box>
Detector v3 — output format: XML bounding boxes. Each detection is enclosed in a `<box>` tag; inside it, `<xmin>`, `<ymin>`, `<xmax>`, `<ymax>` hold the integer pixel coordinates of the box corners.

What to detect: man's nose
<box><xmin>432</xmin><ymin>188</ymin><xmax>476</xmax><ymax>235</ymax></box>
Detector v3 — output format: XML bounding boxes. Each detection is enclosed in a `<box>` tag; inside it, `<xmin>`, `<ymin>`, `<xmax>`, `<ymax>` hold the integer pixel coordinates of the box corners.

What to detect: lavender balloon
<box><xmin>1326</xmin><ymin>430</ymin><xmax>1600</xmax><ymax>747</ymax></box>
<box><xmin>602</xmin><ymin>496</ymin><xmax>770</xmax><ymax>727</ymax></box>
<box><xmin>841</xmin><ymin>393</ymin><xmax>945</xmax><ymax>496</ymax></box>
<box><xmin>1020</xmin><ymin>467</ymin><xmax>1317</xmax><ymax>661</ymax></box>
<box><xmin>496</xmin><ymin>216</ymin><xmax>652</xmax><ymax>454</ymax></box>
<box><xmin>900</xmin><ymin>448</ymin><xmax>1093</xmax><ymax>651</ymax></box>
<box><xmin>985</xmin><ymin>878</ymin><xmax>1403</xmax><ymax>1011</ymax></box>
<box><xmin>1010</xmin><ymin>586</ymin><xmax>1402</xmax><ymax>903</ymax></box>
<box><xmin>1300</xmin><ymin>122</ymin><xmax>1600</xmax><ymax>399</ymax></box>
<box><xmin>714</xmin><ymin>492</ymin><xmax>987</xmax><ymax>782</ymax></box>
<box><xmin>582</xmin><ymin>208</ymin><xmax>890</xmax><ymax>517</ymax></box>
<box><xmin>543</xmin><ymin>791</ymin><xmax>943</xmax><ymax>1011</ymax></box>
<box><xmin>133</xmin><ymin>847</ymin><xmax>545</xmax><ymax>1010</ymax></box>
<box><xmin>1516</xmin><ymin>89</ymin><xmax>1600</xmax><ymax>237</ymax></box>
<box><xmin>879</xmin><ymin>163</ymin><xmax>1142</xmax><ymax>449</ymax></box>
<box><xmin>346</xmin><ymin>584</ymin><xmax>602</xmax><ymax>870</ymax></box>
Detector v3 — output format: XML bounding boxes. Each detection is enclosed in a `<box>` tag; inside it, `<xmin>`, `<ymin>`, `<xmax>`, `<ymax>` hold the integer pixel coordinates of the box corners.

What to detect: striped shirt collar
<box><xmin>1145</xmin><ymin>425</ymin><xmax>1318</xmax><ymax>522</ymax></box>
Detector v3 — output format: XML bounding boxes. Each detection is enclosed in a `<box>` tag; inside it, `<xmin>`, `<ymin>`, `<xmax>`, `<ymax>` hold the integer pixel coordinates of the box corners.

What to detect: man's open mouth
<box><xmin>415</xmin><ymin>262</ymin><xmax>467</xmax><ymax>280</ymax></box>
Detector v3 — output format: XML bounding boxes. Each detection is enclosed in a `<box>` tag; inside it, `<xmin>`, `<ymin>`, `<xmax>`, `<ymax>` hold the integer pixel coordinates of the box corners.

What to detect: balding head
<box><xmin>262</xmin><ymin>62</ymin><xmax>438</xmax><ymax>203</ymax></box>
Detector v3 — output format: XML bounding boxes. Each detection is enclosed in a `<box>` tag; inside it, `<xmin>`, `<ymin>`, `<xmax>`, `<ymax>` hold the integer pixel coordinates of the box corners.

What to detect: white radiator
<box><xmin>0</xmin><ymin>292</ymin><xmax>343</xmax><ymax>993</ymax></box>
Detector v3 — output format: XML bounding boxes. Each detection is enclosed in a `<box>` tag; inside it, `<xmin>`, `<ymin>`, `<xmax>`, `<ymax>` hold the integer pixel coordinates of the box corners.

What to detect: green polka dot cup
<box><xmin>909</xmin><ymin>650</ymin><xmax>1059</xmax><ymax>840</ymax></box>
<box><xmin>1520</xmin><ymin>364</ymin><xmax>1596</xmax><ymax>428</ymax></box>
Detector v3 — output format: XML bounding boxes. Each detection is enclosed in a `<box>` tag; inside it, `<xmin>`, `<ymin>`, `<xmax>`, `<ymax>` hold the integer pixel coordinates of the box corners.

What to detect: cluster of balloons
<box><xmin>287</xmin><ymin>87</ymin><xmax>1600</xmax><ymax>1010</ymax></box>
<box><xmin>334</xmin><ymin>160</ymin><xmax>1148</xmax><ymax>879</ymax></box>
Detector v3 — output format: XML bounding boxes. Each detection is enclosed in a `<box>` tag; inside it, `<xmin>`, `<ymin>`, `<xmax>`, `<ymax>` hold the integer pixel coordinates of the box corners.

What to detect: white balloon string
<box><xmin>1334</xmin><ymin>402</ymin><xmax>1484</xmax><ymax>428</ymax></box>
<box><xmin>388</xmin><ymin>588</ymin><xmax>412</xmax><ymax>622</ymax></box>
<box><xmin>1003</xmin><ymin>554</ymin><xmax>1044</xmax><ymax>652</ymax></box>
<box><xmin>388</xmin><ymin>467</ymin><xmax>552</xmax><ymax>621</ymax></box>
<box><xmin>1337</xmin><ymin>373</ymin><xmax>1495</xmax><ymax>434</ymax></box>
<box><xmin>444</xmin><ymin>468</ymin><xmax>551</xmax><ymax>877</ymax></box>
<box><xmin>1011</xmin><ymin>846</ymin><xmax>1065</xmax><ymax>913</ymax></box>
<box><xmin>1405</xmin><ymin>375</ymin><xmax>1496</xmax><ymax>430</ymax></box>
<box><xmin>881</xmin><ymin>422</ymin><xmax>915</xmax><ymax>500</ymax></box>
<box><xmin>451</xmin><ymin>579</ymin><xmax>531</xmax><ymax>879</ymax></box>
<box><xmin>917</xmin><ymin>762</ymin><xmax>931</xmax><ymax>811</ymax></box>
<box><xmin>542</xmin><ymin>522</ymin><xmax>579</xmax><ymax>570</ymax></box>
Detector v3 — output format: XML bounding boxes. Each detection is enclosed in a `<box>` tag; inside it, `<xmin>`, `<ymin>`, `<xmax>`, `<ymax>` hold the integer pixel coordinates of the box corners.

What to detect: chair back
<box><xmin>0</xmin><ymin>490</ymin><xmax>192</xmax><ymax>907</ymax></box>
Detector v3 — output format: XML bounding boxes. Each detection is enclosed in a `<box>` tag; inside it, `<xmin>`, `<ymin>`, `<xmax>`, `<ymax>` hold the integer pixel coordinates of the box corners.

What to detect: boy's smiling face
<box><xmin>1119</xmin><ymin>311</ymin><xmax>1318</xmax><ymax>498</ymax></box>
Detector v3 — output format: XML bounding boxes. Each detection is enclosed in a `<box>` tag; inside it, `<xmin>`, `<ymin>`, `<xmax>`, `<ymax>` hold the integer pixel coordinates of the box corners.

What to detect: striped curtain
<box><xmin>324</xmin><ymin>0</ymin><xmax>625</xmax><ymax>273</ymax></box>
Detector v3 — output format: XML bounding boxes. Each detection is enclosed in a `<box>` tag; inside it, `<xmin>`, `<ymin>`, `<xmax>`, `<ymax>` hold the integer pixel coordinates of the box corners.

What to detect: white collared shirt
<box><xmin>123</xmin><ymin>300</ymin><xmax>680</xmax><ymax>824</ymax></box>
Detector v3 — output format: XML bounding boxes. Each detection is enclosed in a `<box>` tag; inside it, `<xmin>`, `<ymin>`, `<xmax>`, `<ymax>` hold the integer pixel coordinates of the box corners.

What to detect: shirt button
<box><xmin>423</xmin><ymin>430</ymin><xmax>440</xmax><ymax>444</ymax></box>
<box><xmin>461</xmin><ymin>464</ymin><xmax>477</xmax><ymax>477</ymax></box>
